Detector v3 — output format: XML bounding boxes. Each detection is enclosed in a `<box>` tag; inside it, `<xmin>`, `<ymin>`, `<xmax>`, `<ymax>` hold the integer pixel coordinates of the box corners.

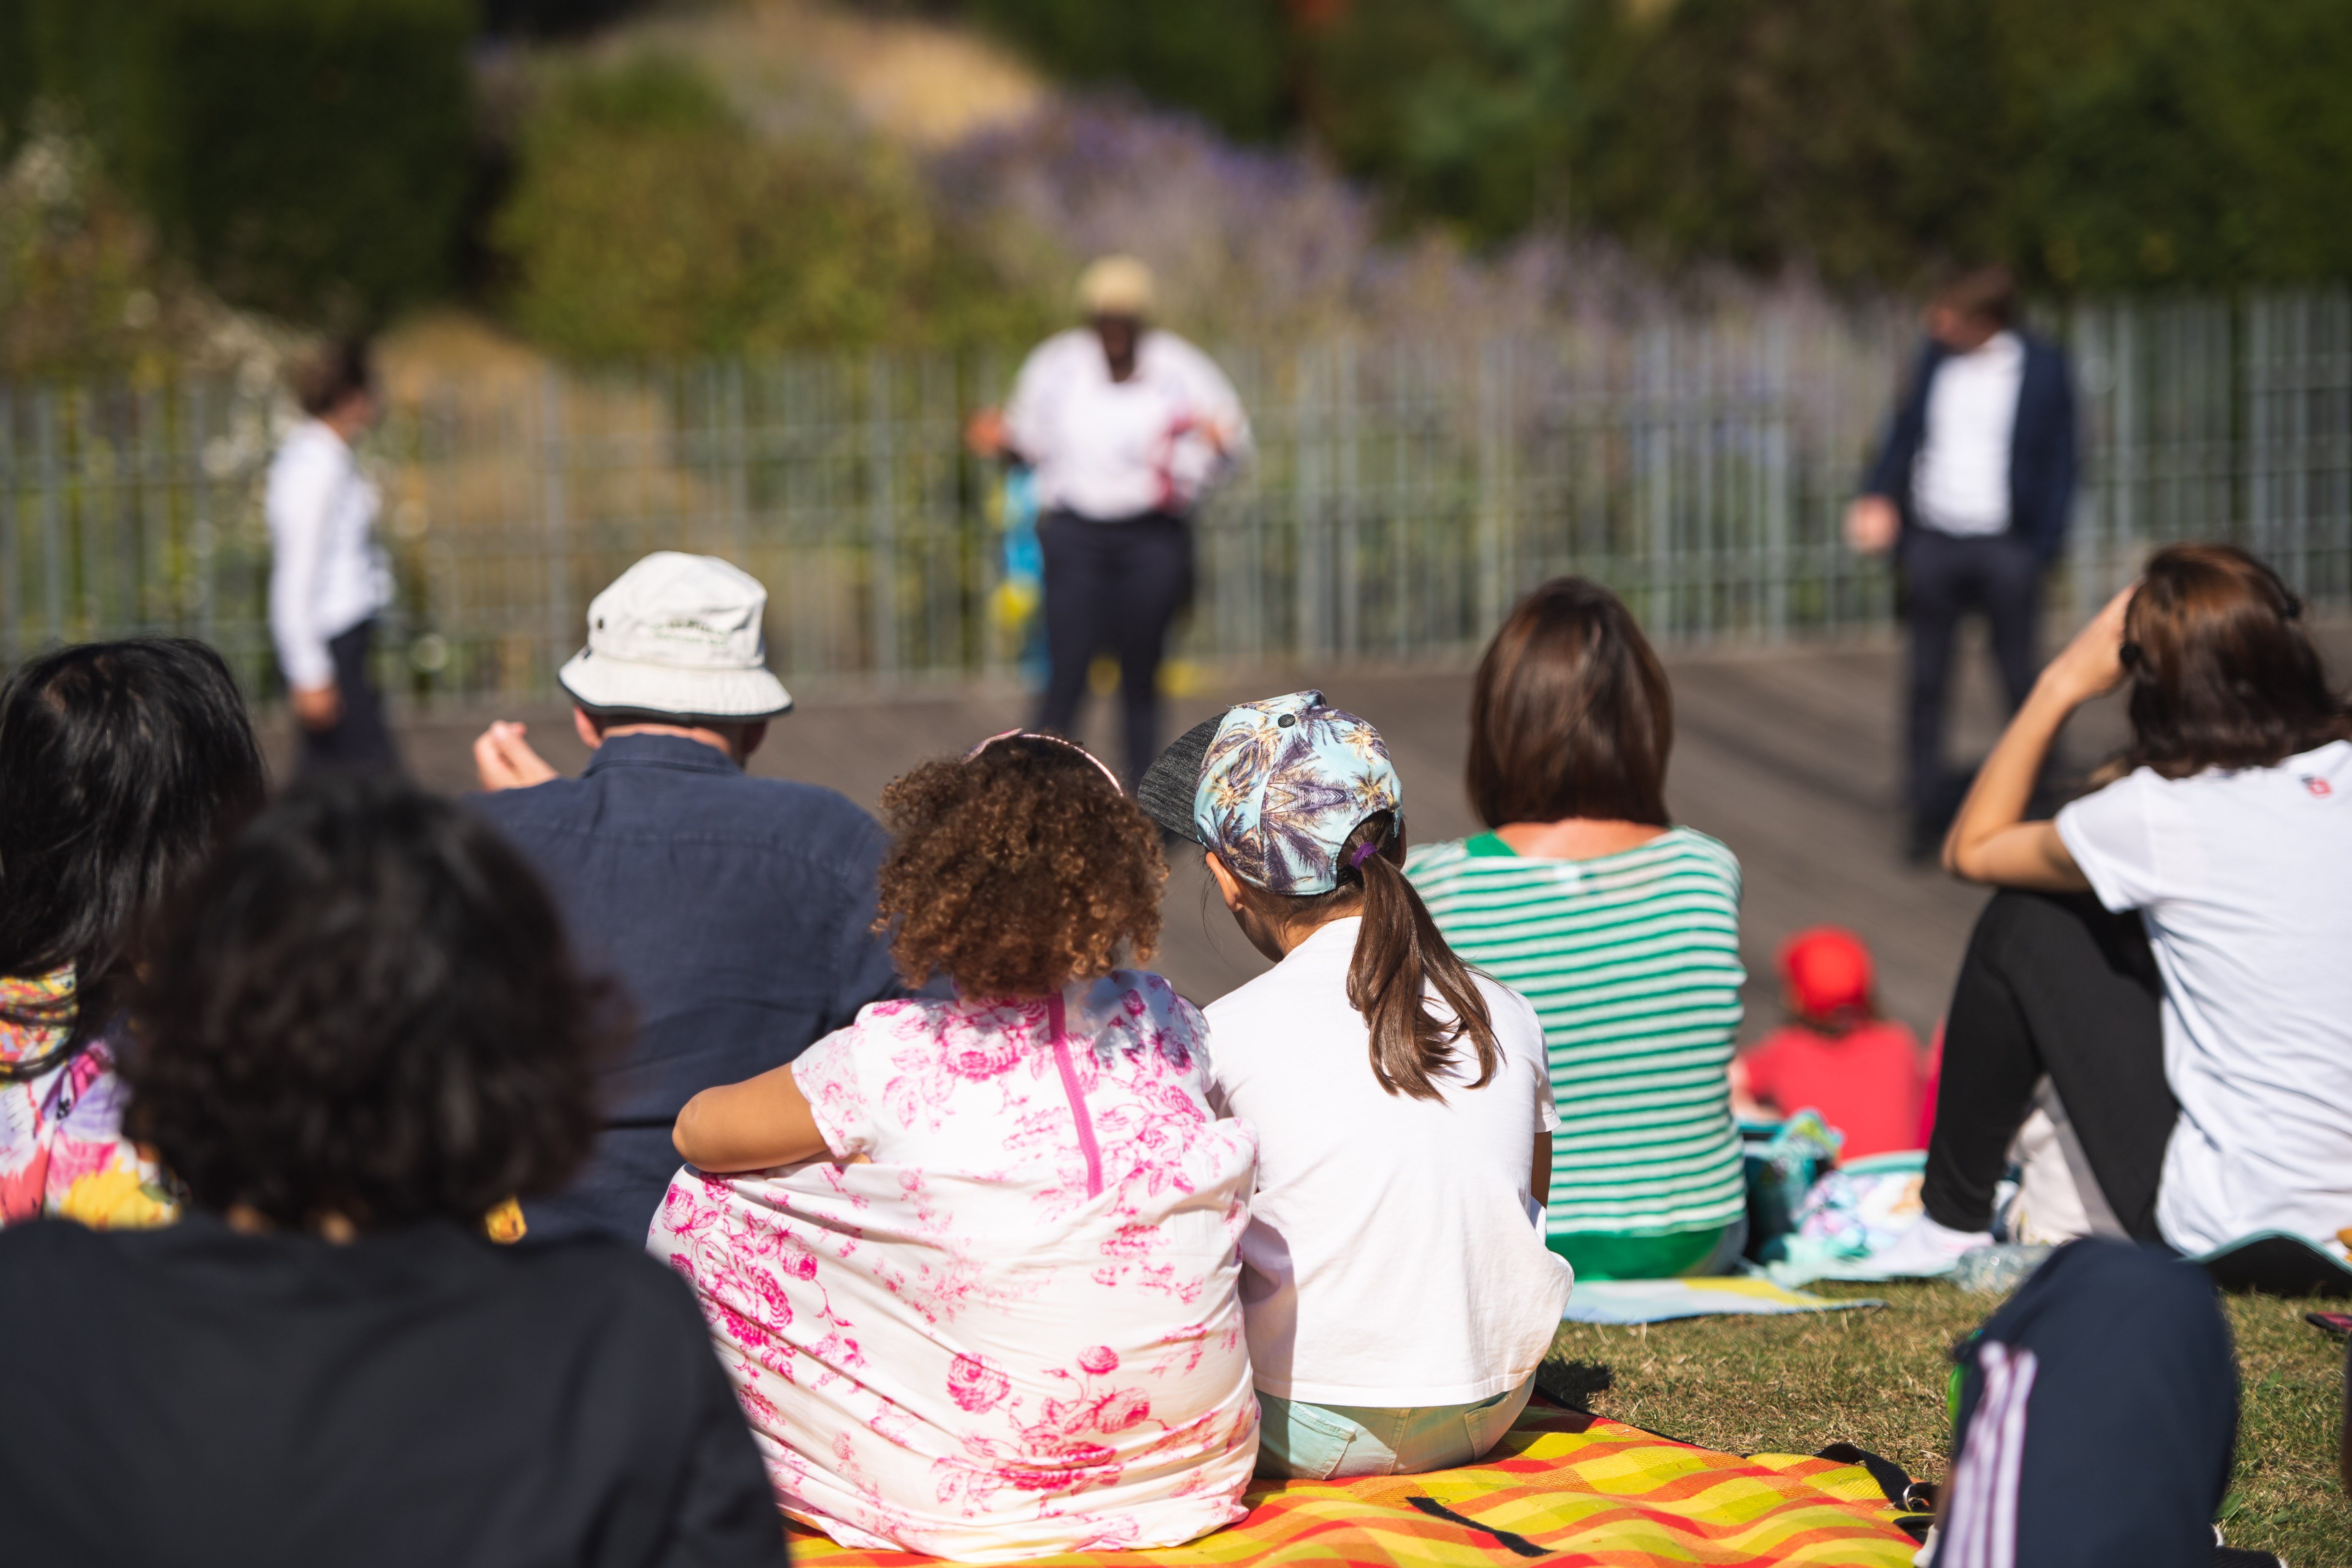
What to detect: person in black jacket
<box><xmin>0</xmin><ymin>775</ymin><xmax>788</xmax><ymax>1568</ymax></box>
<box><xmin>1847</xmin><ymin>267</ymin><xmax>2079</xmax><ymax>860</ymax></box>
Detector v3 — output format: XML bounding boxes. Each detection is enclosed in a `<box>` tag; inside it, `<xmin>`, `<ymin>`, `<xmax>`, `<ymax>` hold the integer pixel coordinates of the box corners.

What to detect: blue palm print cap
<box><xmin>1135</xmin><ymin>690</ymin><xmax>1403</xmax><ymax>895</ymax></box>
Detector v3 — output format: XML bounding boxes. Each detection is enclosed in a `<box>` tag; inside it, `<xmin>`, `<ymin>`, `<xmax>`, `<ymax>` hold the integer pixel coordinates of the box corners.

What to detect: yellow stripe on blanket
<box><xmin>782</xmin><ymin>1405</ymin><xmax>1921</xmax><ymax>1566</ymax></box>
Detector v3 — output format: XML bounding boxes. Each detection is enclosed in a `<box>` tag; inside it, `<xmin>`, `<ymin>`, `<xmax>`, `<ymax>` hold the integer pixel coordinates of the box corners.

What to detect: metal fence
<box><xmin>3</xmin><ymin>292</ymin><xmax>2350</xmax><ymax>707</ymax></box>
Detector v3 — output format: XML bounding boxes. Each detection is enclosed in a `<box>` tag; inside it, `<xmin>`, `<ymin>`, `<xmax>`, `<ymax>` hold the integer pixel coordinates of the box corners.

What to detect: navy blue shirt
<box><xmin>471</xmin><ymin>732</ymin><xmax>904</xmax><ymax>1244</ymax></box>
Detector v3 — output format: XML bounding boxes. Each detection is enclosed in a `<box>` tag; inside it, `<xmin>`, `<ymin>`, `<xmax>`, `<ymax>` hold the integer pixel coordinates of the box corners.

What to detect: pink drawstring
<box><xmin>1045</xmin><ymin>993</ymin><xmax>1103</xmax><ymax>1200</ymax></box>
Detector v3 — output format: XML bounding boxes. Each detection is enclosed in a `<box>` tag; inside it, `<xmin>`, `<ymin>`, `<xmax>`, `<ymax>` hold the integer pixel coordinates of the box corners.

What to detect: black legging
<box><xmin>297</xmin><ymin>618</ymin><xmax>402</xmax><ymax>776</ymax></box>
<box><xmin>1902</xmin><ymin>530</ymin><xmax>2042</xmax><ymax>817</ymax></box>
<box><xmin>1923</xmin><ymin>889</ymin><xmax>2175</xmax><ymax>1241</ymax></box>
<box><xmin>1035</xmin><ymin>509</ymin><xmax>1193</xmax><ymax>787</ymax></box>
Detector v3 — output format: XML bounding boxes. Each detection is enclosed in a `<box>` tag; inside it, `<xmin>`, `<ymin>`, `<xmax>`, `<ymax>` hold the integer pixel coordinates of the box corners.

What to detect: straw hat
<box><xmin>1076</xmin><ymin>255</ymin><xmax>1154</xmax><ymax>318</ymax></box>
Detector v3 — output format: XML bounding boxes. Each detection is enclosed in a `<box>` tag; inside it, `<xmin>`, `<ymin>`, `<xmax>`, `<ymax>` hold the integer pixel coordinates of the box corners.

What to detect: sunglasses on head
<box><xmin>963</xmin><ymin>729</ymin><xmax>1124</xmax><ymax>793</ymax></box>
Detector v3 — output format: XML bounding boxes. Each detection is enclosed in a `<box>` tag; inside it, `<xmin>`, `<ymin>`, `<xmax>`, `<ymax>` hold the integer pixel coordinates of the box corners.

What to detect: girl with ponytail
<box><xmin>1138</xmin><ymin>693</ymin><xmax>1571</xmax><ymax>1481</ymax></box>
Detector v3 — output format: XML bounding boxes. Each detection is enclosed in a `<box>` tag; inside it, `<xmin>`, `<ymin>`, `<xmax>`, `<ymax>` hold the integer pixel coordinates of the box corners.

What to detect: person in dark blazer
<box><xmin>1847</xmin><ymin>267</ymin><xmax>2078</xmax><ymax>860</ymax></box>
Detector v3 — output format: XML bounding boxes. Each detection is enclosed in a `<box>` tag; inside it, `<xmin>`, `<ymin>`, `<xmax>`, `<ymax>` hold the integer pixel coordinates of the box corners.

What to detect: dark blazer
<box><xmin>1862</xmin><ymin>332</ymin><xmax>2079</xmax><ymax>563</ymax></box>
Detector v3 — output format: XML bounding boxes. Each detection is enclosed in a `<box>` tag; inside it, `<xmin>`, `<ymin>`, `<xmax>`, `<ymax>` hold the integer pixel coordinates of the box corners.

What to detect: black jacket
<box><xmin>0</xmin><ymin>1214</ymin><xmax>789</xmax><ymax>1568</ymax></box>
<box><xmin>1862</xmin><ymin>332</ymin><xmax>2079</xmax><ymax>563</ymax></box>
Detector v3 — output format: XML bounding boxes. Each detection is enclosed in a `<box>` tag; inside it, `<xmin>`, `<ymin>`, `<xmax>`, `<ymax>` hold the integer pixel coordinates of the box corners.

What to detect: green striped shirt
<box><xmin>1405</xmin><ymin>827</ymin><xmax>1746</xmax><ymax>1237</ymax></box>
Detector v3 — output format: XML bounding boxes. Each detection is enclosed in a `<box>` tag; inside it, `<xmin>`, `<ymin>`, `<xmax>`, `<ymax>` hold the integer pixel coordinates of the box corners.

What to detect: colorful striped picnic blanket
<box><xmin>783</xmin><ymin>1402</ymin><xmax>1922</xmax><ymax>1566</ymax></box>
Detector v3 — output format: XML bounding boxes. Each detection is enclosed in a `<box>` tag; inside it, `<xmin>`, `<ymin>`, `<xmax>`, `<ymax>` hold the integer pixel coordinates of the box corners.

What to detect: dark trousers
<box><xmin>1922</xmin><ymin>890</ymin><xmax>2175</xmax><ymax>1240</ymax></box>
<box><xmin>1944</xmin><ymin>1238</ymin><xmax>2236</xmax><ymax>1568</ymax></box>
<box><xmin>1903</xmin><ymin>529</ymin><xmax>2042</xmax><ymax>817</ymax></box>
<box><xmin>1036</xmin><ymin>509</ymin><xmax>1193</xmax><ymax>787</ymax></box>
<box><xmin>297</xmin><ymin>618</ymin><xmax>401</xmax><ymax>776</ymax></box>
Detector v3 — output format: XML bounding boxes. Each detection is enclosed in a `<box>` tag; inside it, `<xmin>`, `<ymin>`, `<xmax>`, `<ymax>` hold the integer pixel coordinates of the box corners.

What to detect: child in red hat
<box><xmin>1731</xmin><ymin>927</ymin><xmax>1928</xmax><ymax>1160</ymax></box>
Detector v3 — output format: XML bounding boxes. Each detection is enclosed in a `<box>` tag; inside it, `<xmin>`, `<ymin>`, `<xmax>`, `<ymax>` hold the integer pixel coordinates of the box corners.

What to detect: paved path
<box><xmin>284</xmin><ymin>623</ymin><xmax>2210</xmax><ymax>1046</ymax></box>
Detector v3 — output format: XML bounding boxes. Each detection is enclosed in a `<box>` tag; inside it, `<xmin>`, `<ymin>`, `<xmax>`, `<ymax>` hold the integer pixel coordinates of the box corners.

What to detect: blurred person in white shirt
<box><xmin>267</xmin><ymin>340</ymin><xmax>397</xmax><ymax>774</ymax></box>
<box><xmin>967</xmin><ymin>256</ymin><xmax>1250</xmax><ymax>787</ymax></box>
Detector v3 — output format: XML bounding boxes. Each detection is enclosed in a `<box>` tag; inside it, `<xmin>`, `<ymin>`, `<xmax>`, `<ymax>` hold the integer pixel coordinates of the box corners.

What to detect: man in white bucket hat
<box><xmin>469</xmin><ymin>552</ymin><xmax>907</xmax><ymax>1244</ymax></box>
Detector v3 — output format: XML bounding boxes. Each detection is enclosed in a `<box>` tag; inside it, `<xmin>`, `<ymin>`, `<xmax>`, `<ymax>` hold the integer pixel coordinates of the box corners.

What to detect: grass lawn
<box><xmin>1541</xmin><ymin>1281</ymin><xmax>2352</xmax><ymax>1565</ymax></box>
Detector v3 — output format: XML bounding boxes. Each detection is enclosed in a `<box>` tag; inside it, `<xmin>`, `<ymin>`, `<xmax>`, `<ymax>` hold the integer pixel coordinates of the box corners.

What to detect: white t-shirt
<box><xmin>266</xmin><ymin>419</ymin><xmax>392</xmax><ymax>691</ymax></box>
<box><xmin>1912</xmin><ymin>330</ymin><xmax>2024</xmax><ymax>537</ymax></box>
<box><xmin>1202</xmin><ymin>917</ymin><xmax>1572</xmax><ymax>1407</ymax></box>
<box><xmin>2056</xmin><ymin>740</ymin><xmax>2352</xmax><ymax>1255</ymax></box>
<box><xmin>1002</xmin><ymin>327</ymin><xmax>1251</xmax><ymax>521</ymax></box>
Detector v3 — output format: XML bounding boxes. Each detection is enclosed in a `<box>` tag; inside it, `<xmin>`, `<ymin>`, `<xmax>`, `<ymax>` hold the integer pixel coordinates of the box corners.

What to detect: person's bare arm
<box><xmin>1942</xmin><ymin>585</ymin><xmax>2134</xmax><ymax>890</ymax></box>
<box><xmin>672</xmin><ymin>1062</ymin><xmax>835</xmax><ymax>1173</ymax></box>
<box><xmin>1530</xmin><ymin>1128</ymin><xmax>1552</xmax><ymax>1215</ymax></box>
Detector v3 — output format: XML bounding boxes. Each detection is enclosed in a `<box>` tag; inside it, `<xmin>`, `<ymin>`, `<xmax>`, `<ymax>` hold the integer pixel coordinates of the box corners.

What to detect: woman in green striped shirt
<box><xmin>1406</xmin><ymin>578</ymin><xmax>1747</xmax><ymax>1280</ymax></box>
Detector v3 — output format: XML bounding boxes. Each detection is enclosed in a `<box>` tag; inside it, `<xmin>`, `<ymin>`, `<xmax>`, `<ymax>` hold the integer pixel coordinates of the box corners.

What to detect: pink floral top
<box><xmin>0</xmin><ymin>970</ymin><xmax>175</xmax><ymax>1229</ymax></box>
<box><xmin>650</xmin><ymin>971</ymin><xmax>1260</xmax><ymax>1564</ymax></box>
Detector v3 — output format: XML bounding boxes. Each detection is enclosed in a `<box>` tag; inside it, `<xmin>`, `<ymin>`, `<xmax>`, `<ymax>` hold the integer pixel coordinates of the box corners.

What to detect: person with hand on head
<box><xmin>469</xmin><ymin>551</ymin><xmax>908</xmax><ymax>1246</ymax></box>
<box><xmin>269</xmin><ymin>338</ymin><xmax>400</xmax><ymax>774</ymax></box>
<box><xmin>1407</xmin><ymin>578</ymin><xmax>1749</xmax><ymax>1282</ymax></box>
<box><xmin>1873</xmin><ymin>544</ymin><xmax>2352</xmax><ymax>1278</ymax></box>
<box><xmin>653</xmin><ymin>732</ymin><xmax>1259</xmax><ymax>1561</ymax></box>
<box><xmin>1846</xmin><ymin>267</ymin><xmax>2078</xmax><ymax>860</ymax></box>
<box><xmin>0</xmin><ymin>775</ymin><xmax>788</xmax><ymax>1568</ymax></box>
<box><xmin>0</xmin><ymin>639</ymin><xmax>266</xmax><ymax>1231</ymax></box>
<box><xmin>966</xmin><ymin>254</ymin><xmax>1251</xmax><ymax>787</ymax></box>
<box><xmin>1138</xmin><ymin>692</ymin><xmax>1570</xmax><ymax>1481</ymax></box>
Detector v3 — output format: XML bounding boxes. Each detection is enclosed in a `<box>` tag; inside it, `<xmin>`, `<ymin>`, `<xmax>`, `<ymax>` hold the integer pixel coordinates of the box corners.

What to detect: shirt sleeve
<box><xmin>1496</xmin><ymin>985</ymin><xmax>1560</xmax><ymax>1133</ymax></box>
<box><xmin>2055</xmin><ymin>773</ymin><xmax>2164</xmax><ymax>912</ymax></box>
<box><xmin>1000</xmin><ymin>337</ymin><xmax>1064</xmax><ymax>464</ymax></box>
<box><xmin>266</xmin><ymin>435</ymin><xmax>340</xmax><ymax>691</ymax></box>
<box><xmin>791</xmin><ymin>1020</ymin><xmax>878</xmax><ymax>1161</ymax></box>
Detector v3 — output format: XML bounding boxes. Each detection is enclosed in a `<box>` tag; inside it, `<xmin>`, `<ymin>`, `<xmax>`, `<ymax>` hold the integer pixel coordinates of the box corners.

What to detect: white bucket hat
<box><xmin>557</xmin><ymin>552</ymin><xmax>792</xmax><ymax>721</ymax></box>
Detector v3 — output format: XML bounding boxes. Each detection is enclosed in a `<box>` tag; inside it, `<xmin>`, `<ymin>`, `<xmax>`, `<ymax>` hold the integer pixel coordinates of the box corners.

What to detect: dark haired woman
<box><xmin>1405</xmin><ymin>578</ymin><xmax>1748</xmax><ymax>1281</ymax></box>
<box><xmin>0</xmin><ymin>638</ymin><xmax>265</xmax><ymax>1229</ymax></box>
<box><xmin>1880</xmin><ymin>543</ymin><xmax>2352</xmax><ymax>1274</ymax></box>
<box><xmin>656</xmin><ymin>733</ymin><xmax>1258</xmax><ymax>1561</ymax></box>
<box><xmin>1138</xmin><ymin>691</ymin><xmax>1569</xmax><ymax>1480</ymax></box>
<box><xmin>0</xmin><ymin>775</ymin><xmax>787</xmax><ymax>1565</ymax></box>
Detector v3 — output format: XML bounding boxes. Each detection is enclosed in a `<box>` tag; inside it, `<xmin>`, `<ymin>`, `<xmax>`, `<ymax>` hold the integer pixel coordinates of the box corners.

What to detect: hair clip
<box><xmin>2118</xmin><ymin>640</ymin><xmax>2143</xmax><ymax>669</ymax></box>
<box><xmin>964</xmin><ymin>729</ymin><xmax>1123</xmax><ymax>792</ymax></box>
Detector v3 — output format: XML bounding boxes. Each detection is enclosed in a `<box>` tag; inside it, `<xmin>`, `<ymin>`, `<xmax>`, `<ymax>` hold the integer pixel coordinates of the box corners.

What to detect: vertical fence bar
<box><xmin>540</xmin><ymin>369</ymin><xmax>570</xmax><ymax>693</ymax></box>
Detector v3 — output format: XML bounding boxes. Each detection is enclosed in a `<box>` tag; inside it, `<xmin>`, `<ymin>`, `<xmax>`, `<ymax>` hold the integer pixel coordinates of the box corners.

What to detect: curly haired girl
<box><xmin>656</xmin><ymin>734</ymin><xmax>1259</xmax><ymax>1562</ymax></box>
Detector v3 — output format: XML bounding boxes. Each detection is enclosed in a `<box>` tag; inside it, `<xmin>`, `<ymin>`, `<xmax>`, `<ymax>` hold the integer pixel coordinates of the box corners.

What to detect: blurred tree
<box><xmin>0</xmin><ymin>119</ymin><xmax>217</xmax><ymax>379</ymax></box>
<box><xmin>3</xmin><ymin>0</ymin><xmax>473</xmax><ymax>328</ymax></box>
<box><xmin>493</xmin><ymin>52</ymin><xmax>1034</xmax><ymax>358</ymax></box>
<box><xmin>1306</xmin><ymin>0</ymin><xmax>1584</xmax><ymax>243</ymax></box>
<box><xmin>958</xmin><ymin>0</ymin><xmax>1293</xmax><ymax>142</ymax></box>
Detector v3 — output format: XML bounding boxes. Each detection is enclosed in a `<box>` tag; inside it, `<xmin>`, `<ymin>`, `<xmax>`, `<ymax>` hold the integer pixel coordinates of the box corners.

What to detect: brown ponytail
<box><xmin>1339</xmin><ymin>814</ymin><xmax>1500</xmax><ymax>1100</ymax></box>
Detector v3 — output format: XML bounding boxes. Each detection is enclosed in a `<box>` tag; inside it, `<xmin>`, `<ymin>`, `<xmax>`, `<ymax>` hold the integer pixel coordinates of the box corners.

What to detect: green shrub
<box><xmin>4</xmin><ymin>0</ymin><xmax>472</xmax><ymax>327</ymax></box>
<box><xmin>494</xmin><ymin>52</ymin><xmax>1003</xmax><ymax>359</ymax></box>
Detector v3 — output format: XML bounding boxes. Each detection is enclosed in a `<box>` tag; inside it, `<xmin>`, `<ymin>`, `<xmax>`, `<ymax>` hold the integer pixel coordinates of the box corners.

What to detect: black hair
<box><xmin>1240</xmin><ymin>811</ymin><xmax>1501</xmax><ymax>1102</ymax></box>
<box><xmin>0</xmin><ymin>639</ymin><xmax>267</xmax><ymax>1080</ymax></box>
<box><xmin>125</xmin><ymin>774</ymin><xmax>618</xmax><ymax>1231</ymax></box>
<box><xmin>294</xmin><ymin>338</ymin><xmax>373</xmax><ymax>419</ymax></box>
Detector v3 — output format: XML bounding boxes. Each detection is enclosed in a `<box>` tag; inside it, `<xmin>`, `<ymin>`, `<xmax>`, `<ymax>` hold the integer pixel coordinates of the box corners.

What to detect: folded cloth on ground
<box><xmin>1761</xmin><ymin>1153</ymin><xmax>1928</xmax><ymax>1290</ymax></box>
<box><xmin>781</xmin><ymin>1402</ymin><xmax>1921</xmax><ymax>1567</ymax></box>
<box><xmin>1561</xmin><ymin>1277</ymin><xmax>1886</xmax><ymax>1325</ymax></box>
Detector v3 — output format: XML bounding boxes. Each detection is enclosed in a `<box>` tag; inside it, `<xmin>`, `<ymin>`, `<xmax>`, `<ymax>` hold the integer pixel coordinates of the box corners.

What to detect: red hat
<box><xmin>1779</xmin><ymin>926</ymin><xmax>1873</xmax><ymax>1021</ymax></box>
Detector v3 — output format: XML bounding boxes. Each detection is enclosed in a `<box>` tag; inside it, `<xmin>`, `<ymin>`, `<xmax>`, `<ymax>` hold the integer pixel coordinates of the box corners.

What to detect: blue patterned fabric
<box><xmin>1192</xmin><ymin>691</ymin><xmax>1403</xmax><ymax>895</ymax></box>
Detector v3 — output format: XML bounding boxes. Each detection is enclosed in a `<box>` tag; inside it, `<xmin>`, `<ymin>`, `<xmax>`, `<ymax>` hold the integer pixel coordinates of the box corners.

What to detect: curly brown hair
<box><xmin>875</xmin><ymin>736</ymin><xmax>1165</xmax><ymax>997</ymax></box>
